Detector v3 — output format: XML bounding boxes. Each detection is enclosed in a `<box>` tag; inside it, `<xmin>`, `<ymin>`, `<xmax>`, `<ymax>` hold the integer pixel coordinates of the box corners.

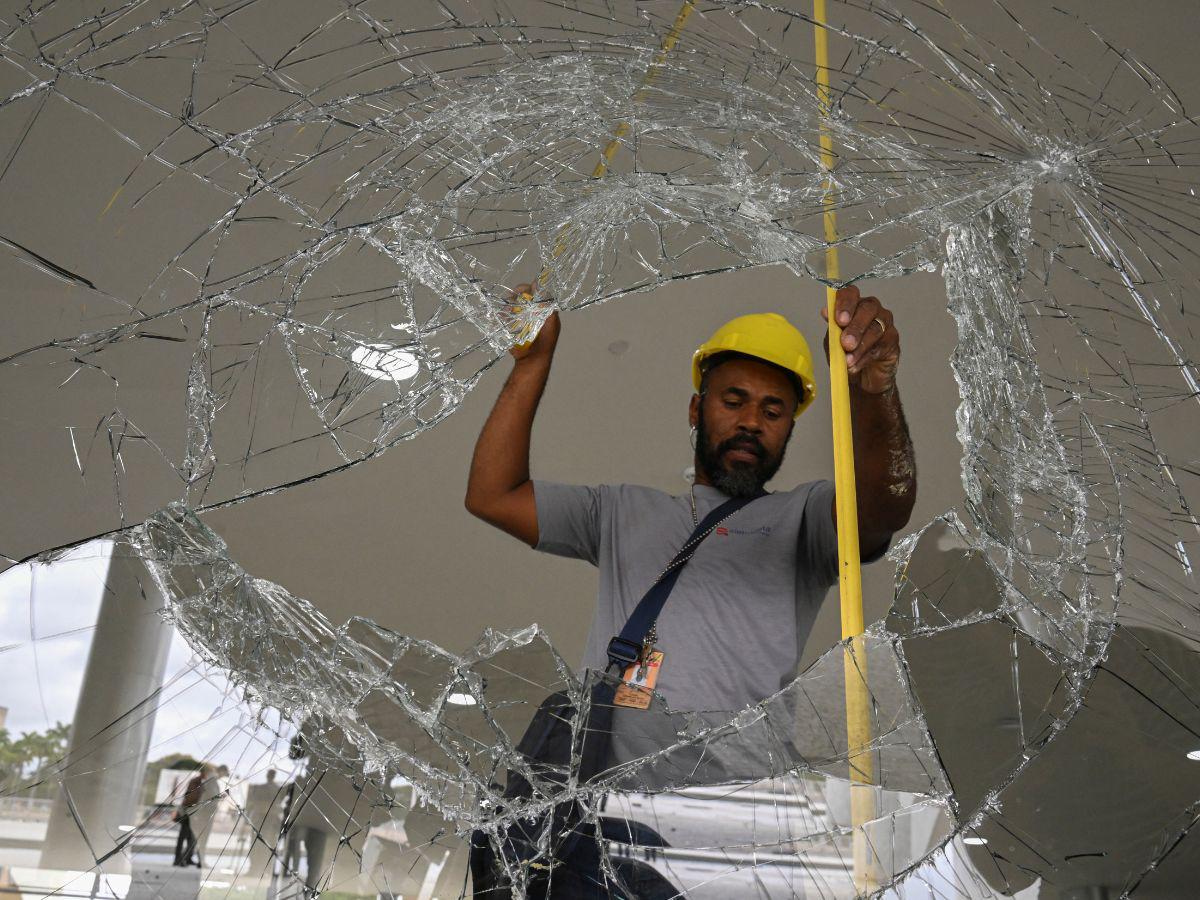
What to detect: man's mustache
<box><xmin>716</xmin><ymin>434</ymin><xmax>766</xmax><ymax>461</ymax></box>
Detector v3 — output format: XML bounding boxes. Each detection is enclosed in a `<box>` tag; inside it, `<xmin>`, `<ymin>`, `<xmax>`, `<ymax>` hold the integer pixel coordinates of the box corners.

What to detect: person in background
<box><xmin>173</xmin><ymin>764</ymin><xmax>211</xmax><ymax>867</ymax></box>
<box><xmin>186</xmin><ymin>762</ymin><xmax>223</xmax><ymax>870</ymax></box>
<box><xmin>244</xmin><ymin>768</ymin><xmax>289</xmax><ymax>881</ymax></box>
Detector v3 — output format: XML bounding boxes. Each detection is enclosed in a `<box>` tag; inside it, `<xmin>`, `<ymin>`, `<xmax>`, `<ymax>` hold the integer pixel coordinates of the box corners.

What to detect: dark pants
<box><xmin>470</xmin><ymin>824</ymin><xmax>678</xmax><ymax>899</ymax></box>
<box><xmin>174</xmin><ymin>813</ymin><xmax>197</xmax><ymax>866</ymax></box>
<box><xmin>284</xmin><ymin>827</ymin><xmax>329</xmax><ymax>891</ymax></box>
<box><xmin>469</xmin><ymin>686</ymin><xmax>680</xmax><ymax>899</ymax></box>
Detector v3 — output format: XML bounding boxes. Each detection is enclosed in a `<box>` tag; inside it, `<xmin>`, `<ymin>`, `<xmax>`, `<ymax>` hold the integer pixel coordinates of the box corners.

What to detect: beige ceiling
<box><xmin>1</xmin><ymin>0</ymin><xmax>1196</xmax><ymax>673</ymax></box>
<box><xmin>201</xmin><ymin>0</ymin><xmax>1200</xmax><ymax>668</ymax></box>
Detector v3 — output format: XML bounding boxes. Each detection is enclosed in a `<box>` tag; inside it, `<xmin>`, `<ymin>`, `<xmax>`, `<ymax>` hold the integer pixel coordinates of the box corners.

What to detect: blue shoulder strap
<box><xmin>605</xmin><ymin>489</ymin><xmax>766</xmax><ymax>671</ymax></box>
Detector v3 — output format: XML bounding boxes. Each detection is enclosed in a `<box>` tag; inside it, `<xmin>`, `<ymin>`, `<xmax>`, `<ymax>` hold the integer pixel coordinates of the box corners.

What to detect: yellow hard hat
<box><xmin>692</xmin><ymin>313</ymin><xmax>817</xmax><ymax>418</ymax></box>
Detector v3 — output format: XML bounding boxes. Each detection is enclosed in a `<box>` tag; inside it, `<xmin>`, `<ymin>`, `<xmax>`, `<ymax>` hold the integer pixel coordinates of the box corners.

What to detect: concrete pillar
<box><xmin>40</xmin><ymin>549</ymin><xmax>173</xmax><ymax>874</ymax></box>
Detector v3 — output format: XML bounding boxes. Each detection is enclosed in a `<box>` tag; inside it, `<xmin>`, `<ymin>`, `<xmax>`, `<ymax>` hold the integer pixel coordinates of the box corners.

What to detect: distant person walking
<box><xmin>245</xmin><ymin>768</ymin><xmax>288</xmax><ymax>881</ymax></box>
<box><xmin>188</xmin><ymin>763</ymin><xmax>224</xmax><ymax>870</ymax></box>
<box><xmin>173</xmin><ymin>765</ymin><xmax>209</xmax><ymax>867</ymax></box>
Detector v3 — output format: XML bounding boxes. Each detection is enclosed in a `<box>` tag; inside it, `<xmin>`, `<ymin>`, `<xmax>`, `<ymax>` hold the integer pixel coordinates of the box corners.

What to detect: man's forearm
<box><xmin>465</xmin><ymin>356</ymin><xmax>552</xmax><ymax>511</ymax></box>
<box><xmin>850</xmin><ymin>383</ymin><xmax>917</xmax><ymax>539</ymax></box>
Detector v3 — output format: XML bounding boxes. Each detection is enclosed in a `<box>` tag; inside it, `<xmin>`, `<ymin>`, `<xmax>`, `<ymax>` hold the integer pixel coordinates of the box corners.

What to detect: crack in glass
<box><xmin>2</xmin><ymin>0</ymin><xmax>1199</xmax><ymax>897</ymax></box>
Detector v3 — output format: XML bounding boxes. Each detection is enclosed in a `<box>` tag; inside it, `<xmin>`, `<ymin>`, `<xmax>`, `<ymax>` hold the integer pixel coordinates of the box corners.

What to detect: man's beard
<box><xmin>695</xmin><ymin>408</ymin><xmax>789</xmax><ymax>498</ymax></box>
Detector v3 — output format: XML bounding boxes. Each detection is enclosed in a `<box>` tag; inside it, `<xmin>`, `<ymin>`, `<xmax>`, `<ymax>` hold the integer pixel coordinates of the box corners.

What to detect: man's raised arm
<box><xmin>464</xmin><ymin>286</ymin><xmax>560</xmax><ymax>547</ymax></box>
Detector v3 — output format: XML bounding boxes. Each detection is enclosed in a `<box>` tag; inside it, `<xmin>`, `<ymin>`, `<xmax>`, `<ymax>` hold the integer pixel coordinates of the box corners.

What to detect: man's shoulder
<box><xmin>728</xmin><ymin>480</ymin><xmax>833</xmax><ymax>531</ymax></box>
<box><xmin>783</xmin><ymin>479</ymin><xmax>835</xmax><ymax>522</ymax></box>
<box><xmin>534</xmin><ymin>480</ymin><xmax>675</xmax><ymax>502</ymax></box>
<box><xmin>604</xmin><ymin>479</ymin><xmax>829</xmax><ymax>509</ymax></box>
<box><xmin>532</xmin><ymin>481</ymin><xmax>679</xmax><ymax>525</ymax></box>
<box><xmin>595</xmin><ymin>483</ymin><xmax>681</xmax><ymax>518</ymax></box>
<box><xmin>611</xmin><ymin>480</ymin><xmax>829</xmax><ymax>522</ymax></box>
<box><xmin>606</xmin><ymin>482</ymin><xmax>677</xmax><ymax>500</ymax></box>
<box><xmin>537</xmin><ymin>479</ymin><xmax>829</xmax><ymax>516</ymax></box>
<box><xmin>776</xmin><ymin>477</ymin><xmax>832</xmax><ymax>494</ymax></box>
<box><xmin>756</xmin><ymin>478</ymin><xmax>832</xmax><ymax>506</ymax></box>
<box><xmin>790</xmin><ymin>478</ymin><xmax>832</xmax><ymax>500</ymax></box>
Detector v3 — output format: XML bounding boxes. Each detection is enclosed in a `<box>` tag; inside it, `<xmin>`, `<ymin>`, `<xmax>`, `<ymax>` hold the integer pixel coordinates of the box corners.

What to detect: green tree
<box><xmin>0</xmin><ymin>728</ymin><xmax>24</xmax><ymax>792</ymax></box>
<box><xmin>0</xmin><ymin>722</ymin><xmax>71</xmax><ymax>798</ymax></box>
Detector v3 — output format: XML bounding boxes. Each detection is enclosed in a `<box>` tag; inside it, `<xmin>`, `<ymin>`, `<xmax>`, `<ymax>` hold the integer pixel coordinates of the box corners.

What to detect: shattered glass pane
<box><xmin>2</xmin><ymin>0</ymin><xmax>1200</xmax><ymax>897</ymax></box>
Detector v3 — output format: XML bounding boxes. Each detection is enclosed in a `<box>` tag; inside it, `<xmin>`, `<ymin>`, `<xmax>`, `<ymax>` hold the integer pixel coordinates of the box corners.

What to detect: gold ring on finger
<box><xmin>873</xmin><ymin>316</ymin><xmax>887</xmax><ymax>333</ymax></box>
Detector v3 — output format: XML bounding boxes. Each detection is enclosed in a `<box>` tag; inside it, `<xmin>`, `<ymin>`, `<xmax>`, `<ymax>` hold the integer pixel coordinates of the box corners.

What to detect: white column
<box><xmin>40</xmin><ymin>550</ymin><xmax>173</xmax><ymax>874</ymax></box>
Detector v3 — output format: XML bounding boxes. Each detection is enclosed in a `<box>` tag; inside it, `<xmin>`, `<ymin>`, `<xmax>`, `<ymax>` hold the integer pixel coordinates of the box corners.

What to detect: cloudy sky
<box><xmin>0</xmin><ymin>542</ymin><xmax>292</xmax><ymax>782</ymax></box>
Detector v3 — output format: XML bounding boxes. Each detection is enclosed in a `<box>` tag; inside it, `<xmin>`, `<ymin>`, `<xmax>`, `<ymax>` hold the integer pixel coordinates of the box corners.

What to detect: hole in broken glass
<box><xmin>1</xmin><ymin>1</ymin><xmax>1198</xmax><ymax>897</ymax></box>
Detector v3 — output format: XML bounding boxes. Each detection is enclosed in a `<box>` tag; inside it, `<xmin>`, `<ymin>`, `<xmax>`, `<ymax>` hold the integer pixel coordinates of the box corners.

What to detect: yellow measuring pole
<box><xmin>534</xmin><ymin>1</ymin><xmax>696</xmax><ymax>288</ymax></box>
<box><xmin>813</xmin><ymin>1</ymin><xmax>878</xmax><ymax>894</ymax></box>
<box><xmin>516</xmin><ymin>0</ymin><xmax>697</xmax><ymax>330</ymax></box>
<box><xmin>539</xmin><ymin>0</ymin><xmax>697</xmax><ymax>283</ymax></box>
<box><xmin>590</xmin><ymin>0</ymin><xmax>696</xmax><ymax>180</ymax></box>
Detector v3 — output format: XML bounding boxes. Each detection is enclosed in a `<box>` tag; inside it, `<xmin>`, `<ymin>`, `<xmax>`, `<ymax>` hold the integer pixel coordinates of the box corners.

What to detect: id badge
<box><xmin>613</xmin><ymin>650</ymin><xmax>665</xmax><ymax>710</ymax></box>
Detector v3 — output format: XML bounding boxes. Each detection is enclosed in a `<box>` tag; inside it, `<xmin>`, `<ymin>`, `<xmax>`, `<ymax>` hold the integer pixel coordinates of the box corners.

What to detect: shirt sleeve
<box><xmin>800</xmin><ymin>479</ymin><xmax>892</xmax><ymax>588</ymax></box>
<box><xmin>799</xmin><ymin>479</ymin><xmax>841</xmax><ymax>588</ymax></box>
<box><xmin>532</xmin><ymin>480</ymin><xmax>603</xmax><ymax>565</ymax></box>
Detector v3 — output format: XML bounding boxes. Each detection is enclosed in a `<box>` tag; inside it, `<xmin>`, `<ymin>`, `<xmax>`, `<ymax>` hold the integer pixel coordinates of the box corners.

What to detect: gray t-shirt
<box><xmin>533</xmin><ymin>479</ymin><xmax>843</xmax><ymax>715</ymax></box>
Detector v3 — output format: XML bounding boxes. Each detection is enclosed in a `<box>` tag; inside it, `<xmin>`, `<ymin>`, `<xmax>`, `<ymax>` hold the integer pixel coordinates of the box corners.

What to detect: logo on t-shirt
<box><xmin>716</xmin><ymin>525</ymin><xmax>773</xmax><ymax>537</ymax></box>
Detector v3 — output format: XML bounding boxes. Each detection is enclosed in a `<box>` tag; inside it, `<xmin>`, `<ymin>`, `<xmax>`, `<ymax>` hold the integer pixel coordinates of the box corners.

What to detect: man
<box><xmin>174</xmin><ymin>763</ymin><xmax>216</xmax><ymax>867</ymax></box>
<box><xmin>173</xmin><ymin>768</ymin><xmax>203</xmax><ymax>867</ymax></box>
<box><xmin>465</xmin><ymin>284</ymin><xmax>916</xmax><ymax>767</ymax></box>
<box><xmin>244</xmin><ymin>768</ymin><xmax>287</xmax><ymax>881</ymax></box>
<box><xmin>193</xmin><ymin>763</ymin><xmax>225</xmax><ymax>869</ymax></box>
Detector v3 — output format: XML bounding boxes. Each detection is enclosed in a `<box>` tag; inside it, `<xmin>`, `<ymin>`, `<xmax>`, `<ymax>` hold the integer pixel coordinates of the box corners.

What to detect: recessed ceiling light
<box><xmin>1186</xmin><ymin>749</ymin><xmax>1200</xmax><ymax>761</ymax></box>
<box><xmin>351</xmin><ymin>344</ymin><xmax>419</xmax><ymax>381</ymax></box>
<box><xmin>448</xmin><ymin>692</ymin><xmax>477</xmax><ymax>706</ymax></box>
<box><xmin>963</xmin><ymin>835</ymin><xmax>987</xmax><ymax>846</ymax></box>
